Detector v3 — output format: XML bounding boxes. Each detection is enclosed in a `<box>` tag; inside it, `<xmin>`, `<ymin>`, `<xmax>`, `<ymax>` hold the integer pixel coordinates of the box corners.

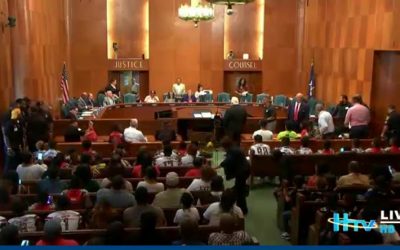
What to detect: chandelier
<box><xmin>205</xmin><ymin>0</ymin><xmax>255</xmax><ymax>15</ymax></box>
<box><xmin>178</xmin><ymin>0</ymin><xmax>215</xmax><ymax>28</ymax></box>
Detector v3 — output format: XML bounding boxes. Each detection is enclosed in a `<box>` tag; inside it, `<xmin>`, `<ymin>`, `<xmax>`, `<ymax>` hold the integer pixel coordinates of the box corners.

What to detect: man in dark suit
<box><xmin>287</xmin><ymin>93</ymin><xmax>310</xmax><ymax>132</ymax></box>
<box><xmin>223</xmin><ymin>97</ymin><xmax>247</xmax><ymax>145</ymax></box>
<box><xmin>64</xmin><ymin>120</ymin><xmax>84</xmax><ymax>142</ymax></box>
<box><xmin>381</xmin><ymin>104</ymin><xmax>400</xmax><ymax>141</ymax></box>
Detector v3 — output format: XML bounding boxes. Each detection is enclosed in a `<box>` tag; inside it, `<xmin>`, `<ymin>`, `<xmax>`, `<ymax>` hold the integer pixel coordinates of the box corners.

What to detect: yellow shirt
<box><xmin>277</xmin><ymin>130</ymin><xmax>299</xmax><ymax>141</ymax></box>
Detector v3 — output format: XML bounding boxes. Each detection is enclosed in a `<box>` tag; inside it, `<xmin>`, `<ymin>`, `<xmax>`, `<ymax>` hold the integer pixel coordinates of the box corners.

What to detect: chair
<box><xmin>203</xmin><ymin>93</ymin><xmax>213</xmax><ymax>102</ymax></box>
<box><xmin>256</xmin><ymin>93</ymin><xmax>269</xmax><ymax>104</ymax></box>
<box><xmin>273</xmin><ymin>95</ymin><xmax>287</xmax><ymax>107</ymax></box>
<box><xmin>240</xmin><ymin>93</ymin><xmax>253</xmax><ymax>103</ymax></box>
<box><xmin>217</xmin><ymin>92</ymin><xmax>230</xmax><ymax>103</ymax></box>
<box><xmin>124</xmin><ymin>93</ymin><xmax>137</xmax><ymax>104</ymax></box>
<box><xmin>97</xmin><ymin>93</ymin><xmax>105</xmax><ymax>107</ymax></box>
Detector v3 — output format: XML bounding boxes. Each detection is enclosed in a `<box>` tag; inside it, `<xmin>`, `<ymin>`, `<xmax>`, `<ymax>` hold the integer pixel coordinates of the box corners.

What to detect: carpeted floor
<box><xmin>212</xmin><ymin>150</ymin><xmax>289</xmax><ymax>245</ymax></box>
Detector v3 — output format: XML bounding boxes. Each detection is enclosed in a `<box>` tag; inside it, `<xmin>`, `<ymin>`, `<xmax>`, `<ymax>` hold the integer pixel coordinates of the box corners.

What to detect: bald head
<box><xmin>130</xmin><ymin>118</ymin><xmax>138</xmax><ymax>128</ymax></box>
<box><xmin>295</xmin><ymin>93</ymin><xmax>303</xmax><ymax>103</ymax></box>
<box><xmin>219</xmin><ymin>213</ymin><xmax>236</xmax><ymax>234</ymax></box>
<box><xmin>315</xmin><ymin>103</ymin><xmax>324</xmax><ymax>113</ymax></box>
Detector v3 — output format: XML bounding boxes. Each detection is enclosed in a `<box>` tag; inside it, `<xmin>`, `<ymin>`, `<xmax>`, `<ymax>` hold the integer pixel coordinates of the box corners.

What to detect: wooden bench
<box><xmin>19</xmin><ymin>220</ymin><xmax>245</xmax><ymax>245</ymax></box>
<box><xmin>21</xmin><ymin>177</ymin><xmax>196</xmax><ymax>194</ymax></box>
<box><xmin>250</xmin><ymin>153</ymin><xmax>400</xmax><ymax>183</ymax></box>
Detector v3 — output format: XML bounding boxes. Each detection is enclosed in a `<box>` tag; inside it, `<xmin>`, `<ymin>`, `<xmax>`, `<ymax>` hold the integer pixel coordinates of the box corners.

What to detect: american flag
<box><xmin>308</xmin><ymin>60</ymin><xmax>316</xmax><ymax>98</ymax></box>
<box><xmin>60</xmin><ymin>62</ymin><xmax>70</xmax><ymax>104</ymax></box>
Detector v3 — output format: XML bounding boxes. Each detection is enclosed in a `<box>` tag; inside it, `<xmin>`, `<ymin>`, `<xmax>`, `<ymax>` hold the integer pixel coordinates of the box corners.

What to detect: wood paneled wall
<box><xmin>0</xmin><ymin>0</ymin><xmax>13</xmax><ymax>112</ymax></box>
<box><xmin>68</xmin><ymin>0</ymin><xmax>108</xmax><ymax>97</ymax></box>
<box><xmin>8</xmin><ymin>0</ymin><xmax>68</xmax><ymax>109</ymax></box>
<box><xmin>301</xmin><ymin>0</ymin><xmax>400</xmax><ymax>106</ymax></box>
<box><xmin>262</xmin><ymin>0</ymin><xmax>299</xmax><ymax>96</ymax></box>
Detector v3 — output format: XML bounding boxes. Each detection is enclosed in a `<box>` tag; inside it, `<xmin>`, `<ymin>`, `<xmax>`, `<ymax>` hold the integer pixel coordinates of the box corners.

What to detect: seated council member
<box><xmin>194</xmin><ymin>84</ymin><xmax>213</xmax><ymax>102</ymax></box>
<box><xmin>172</xmin><ymin>78</ymin><xmax>186</xmax><ymax>102</ymax></box>
<box><xmin>144</xmin><ymin>91</ymin><xmax>160</xmax><ymax>103</ymax></box>
<box><xmin>183</xmin><ymin>90</ymin><xmax>197</xmax><ymax>103</ymax></box>
<box><xmin>103</xmin><ymin>91</ymin><xmax>115</xmax><ymax>107</ymax></box>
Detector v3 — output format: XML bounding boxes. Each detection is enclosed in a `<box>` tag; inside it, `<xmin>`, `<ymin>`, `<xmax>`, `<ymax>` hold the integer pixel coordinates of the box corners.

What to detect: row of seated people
<box><xmin>275</xmin><ymin>160</ymin><xmax>400</xmax><ymax>245</ymax></box>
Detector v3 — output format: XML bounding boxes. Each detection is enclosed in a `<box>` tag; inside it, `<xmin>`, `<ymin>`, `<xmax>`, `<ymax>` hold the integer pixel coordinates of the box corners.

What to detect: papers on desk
<box><xmin>193</xmin><ymin>111</ymin><xmax>213</xmax><ymax>119</ymax></box>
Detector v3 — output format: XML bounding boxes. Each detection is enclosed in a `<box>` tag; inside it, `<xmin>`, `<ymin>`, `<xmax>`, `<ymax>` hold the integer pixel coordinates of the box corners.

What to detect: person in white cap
<box><xmin>152</xmin><ymin>172</ymin><xmax>185</xmax><ymax>208</ymax></box>
<box><xmin>223</xmin><ymin>97</ymin><xmax>247</xmax><ymax>145</ymax></box>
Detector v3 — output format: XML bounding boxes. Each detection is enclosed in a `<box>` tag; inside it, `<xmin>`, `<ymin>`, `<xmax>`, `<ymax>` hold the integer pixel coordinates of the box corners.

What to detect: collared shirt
<box><xmin>318</xmin><ymin>110</ymin><xmax>335</xmax><ymax>135</ymax></box>
<box><xmin>144</xmin><ymin>95</ymin><xmax>160</xmax><ymax>103</ymax></box>
<box><xmin>344</xmin><ymin>103</ymin><xmax>370</xmax><ymax>127</ymax></box>
<box><xmin>275</xmin><ymin>146</ymin><xmax>296</xmax><ymax>155</ymax></box>
<box><xmin>172</xmin><ymin>83</ymin><xmax>186</xmax><ymax>96</ymax></box>
<box><xmin>152</xmin><ymin>188</ymin><xmax>186</xmax><ymax>208</ymax></box>
<box><xmin>208</xmin><ymin>231</ymin><xmax>253</xmax><ymax>246</ymax></box>
<box><xmin>123</xmin><ymin>127</ymin><xmax>147</xmax><ymax>143</ymax></box>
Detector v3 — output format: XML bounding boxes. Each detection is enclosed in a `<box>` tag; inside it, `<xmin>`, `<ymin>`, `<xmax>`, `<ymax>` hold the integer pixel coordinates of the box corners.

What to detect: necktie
<box><xmin>294</xmin><ymin>103</ymin><xmax>300</xmax><ymax>121</ymax></box>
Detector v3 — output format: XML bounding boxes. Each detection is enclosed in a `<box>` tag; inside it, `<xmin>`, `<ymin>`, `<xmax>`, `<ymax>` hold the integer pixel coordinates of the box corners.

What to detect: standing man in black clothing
<box><xmin>263</xmin><ymin>97</ymin><xmax>277</xmax><ymax>132</ymax></box>
<box><xmin>4</xmin><ymin>117</ymin><xmax>24</xmax><ymax>172</ymax></box>
<box><xmin>223</xmin><ymin>97</ymin><xmax>247</xmax><ymax>145</ymax></box>
<box><xmin>381</xmin><ymin>105</ymin><xmax>400</xmax><ymax>141</ymax></box>
<box><xmin>64</xmin><ymin>120</ymin><xmax>84</xmax><ymax>142</ymax></box>
<box><xmin>26</xmin><ymin>104</ymin><xmax>53</xmax><ymax>152</ymax></box>
<box><xmin>220</xmin><ymin>137</ymin><xmax>250</xmax><ymax>215</ymax></box>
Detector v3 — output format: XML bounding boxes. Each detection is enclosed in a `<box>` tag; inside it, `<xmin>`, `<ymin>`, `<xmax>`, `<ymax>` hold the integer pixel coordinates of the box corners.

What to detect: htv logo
<box><xmin>329</xmin><ymin>213</ymin><xmax>396</xmax><ymax>233</ymax></box>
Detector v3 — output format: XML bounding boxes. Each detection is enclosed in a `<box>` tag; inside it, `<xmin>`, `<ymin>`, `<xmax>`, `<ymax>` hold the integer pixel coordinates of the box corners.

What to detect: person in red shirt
<box><xmin>185</xmin><ymin>157</ymin><xmax>204</xmax><ymax>177</ymax></box>
<box><xmin>132</xmin><ymin>150</ymin><xmax>160</xmax><ymax>178</ymax></box>
<box><xmin>318</xmin><ymin>140</ymin><xmax>335</xmax><ymax>155</ymax></box>
<box><xmin>81</xmin><ymin>140</ymin><xmax>96</xmax><ymax>157</ymax></box>
<box><xmin>36</xmin><ymin>219</ymin><xmax>79</xmax><ymax>246</ymax></box>
<box><xmin>84</xmin><ymin>120</ymin><xmax>98</xmax><ymax>142</ymax></box>
<box><xmin>307</xmin><ymin>163</ymin><xmax>330</xmax><ymax>188</ymax></box>
<box><xmin>109</xmin><ymin>124</ymin><xmax>124</xmax><ymax>146</ymax></box>
<box><xmin>28</xmin><ymin>192</ymin><xmax>55</xmax><ymax>211</ymax></box>
<box><xmin>386</xmin><ymin>137</ymin><xmax>400</xmax><ymax>153</ymax></box>
<box><xmin>365</xmin><ymin>137</ymin><xmax>383</xmax><ymax>154</ymax></box>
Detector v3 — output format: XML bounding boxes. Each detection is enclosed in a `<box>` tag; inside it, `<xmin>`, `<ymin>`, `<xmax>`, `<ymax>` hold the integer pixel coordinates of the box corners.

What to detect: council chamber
<box><xmin>1</xmin><ymin>0</ymin><xmax>400</xmax><ymax>246</ymax></box>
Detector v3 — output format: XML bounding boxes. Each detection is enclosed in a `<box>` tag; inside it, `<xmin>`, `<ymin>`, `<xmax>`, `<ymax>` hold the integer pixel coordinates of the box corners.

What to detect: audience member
<box><xmin>186</xmin><ymin>166</ymin><xmax>216</xmax><ymax>192</ymax></box>
<box><xmin>101</xmin><ymin>155</ymin><xmax>133</xmax><ymax>192</ymax></box>
<box><xmin>252</xmin><ymin>119</ymin><xmax>273</xmax><ymax>141</ymax></box>
<box><xmin>103</xmin><ymin>221</ymin><xmax>130</xmax><ymax>245</ymax></box>
<box><xmin>365</xmin><ymin>137</ymin><xmax>383</xmax><ymax>153</ymax></box>
<box><xmin>155</xmin><ymin>121</ymin><xmax>177</xmax><ymax>142</ymax></box>
<box><xmin>44</xmin><ymin>141</ymin><xmax>59</xmax><ymax>160</ymax></box>
<box><xmin>317</xmin><ymin>140</ymin><xmax>335</xmax><ymax>154</ymax></box>
<box><xmin>109</xmin><ymin>124</ymin><xmax>124</xmax><ymax>146</ymax></box>
<box><xmin>384</xmin><ymin>137</ymin><xmax>400</xmax><ymax>153</ymax></box>
<box><xmin>277</xmin><ymin>121</ymin><xmax>299</xmax><ymax>141</ymax></box>
<box><xmin>173</xmin><ymin>219</ymin><xmax>205</xmax><ymax>245</ymax></box>
<box><xmin>74</xmin><ymin>164</ymin><xmax>100</xmax><ymax>192</ymax></box>
<box><xmin>155</xmin><ymin>144</ymin><xmax>180</xmax><ymax>167</ymax></box>
<box><xmin>16</xmin><ymin>152</ymin><xmax>46</xmax><ymax>181</ymax></box>
<box><xmin>84</xmin><ymin>120</ymin><xmax>98</xmax><ymax>142</ymax></box>
<box><xmin>36</xmin><ymin>219</ymin><xmax>79</xmax><ymax>246</ymax></box>
<box><xmin>89</xmin><ymin>201</ymin><xmax>119</xmax><ymax>229</ymax></box>
<box><xmin>181</xmin><ymin>142</ymin><xmax>198</xmax><ymax>166</ymax></box>
<box><xmin>123</xmin><ymin>186</ymin><xmax>166</xmax><ymax>227</ymax></box>
<box><xmin>0</xmin><ymin>224</ymin><xmax>20</xmax><ymax>245</ymax></box>
<box><xmin>38</xmin><ymin>167</ymin><xmax>66</xmax><ymax>194</ymax></box>
<box><xmin>64</xmin><ymin>120</ymin><xmax>84</xmax><ymax>142</ymax></box>
<box><xmin>351</xmin><ymin>138</ymin><xmax>364</xmax><ymax>153</ymax></box>
<box><xmin>33</xmin><ymin>140</ymin><xmax>46</xmax><ymax>162</ymax></box>
<box><xmin>28</xmin><ymin>191</ymin><xmax>55</xmax><ymax>211</ymax></box>
<box><xmin>132</xmin><ymin>149</ymin><xmax>158</xmax><ymax>178</ymax></box>
<box><xmin>173</xmin><ymin>192</ymin><xmax>200</xmax><ymax>225</ymax></box>
<box><xmin>123</xmin><ymin>118</ymin><xmax>147</xmax><ymax>143</ymax></box>
<box><xmin>275</xmin><ymin>137</ymin><xmax>295</xmax><ymax>155</ymax></box>
<box><xmin>153</xmin><ymin>172</ymin><xmax>185</xmax><ymax>208</ymax></box>
<box><xmin>137</xmin><ymin>167</ymin><xmax>165</xmax><ymax>193</ymax></box>
<box><xmin>297</xmin><ymin>136</ymin><xmax>313</xmax><ymax>155</ymax></box>
<box><xmin>203</xmin><ymin>189</ymin><xmax>244</xmax><ymax>226</ymax></box>
<box><xmin>46</xmin><ymin>195</ymin><xmax>81</xmax><ymax>231</ymax></box>
<box><xmin>0</xmin><ymin>186</ymin><xmax>17</xmax><ymax>210</ymax></box>
<box><xmin>96</xmin><ymin>175</ymin><xmax>136</xmax><ymax>209</ymax></box>
<box><xmin>337</xmin><ymin>161</ymin><xmax>370</xmax><ymax>187</ymax></box>
<box><xmin>210</xmin><ymin>175</ymin><xmax>225</xmax><ymax>201</ymax></box>
<box><xmin>61</xmin><ymin>176</ymin><xmax>91</xmax><ymax>208</ymax></box>
<box><xmin>208</xmin><ymin>214</ymin><xmax>253</xmax><ymax>245</ymax></box>
<box><xmin>185</xmin><ymin>157</ymin><xmax>204</xmax><ymax>177</ymax></box>
<box><xmin>307</xmin><ymin>163</ymin><xmax>330</xmax><ymax>188</ymax></box>
<box><xmin>133</xmin><ymin>211</ymin><xmax>169</xmax><ymax>245</ymax></box>
<box><xmin>249</xmin><ymin>134</ymin><xmax>270</xmax><ymax>156</ymax></box>
<box><xmin>8</xmin><ymin>200</ymin><xmax>37</xmax><ymax>232</ymax></box>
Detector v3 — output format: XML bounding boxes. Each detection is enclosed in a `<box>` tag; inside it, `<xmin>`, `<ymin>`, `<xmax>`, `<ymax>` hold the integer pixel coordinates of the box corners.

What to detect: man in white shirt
<box><xmin>16</xmin><ymin>152</ymin><xmax>47</xmax><ymax>181</ymax></box>
<box><xmin>123</xmin><ymin>119</ymin><xmax>147</xmax><ymax>143</ymax></box>
<box><xmin>172</xmin><ymin>78</ymin><xmax>186</xmax><ymax>101</ymax></box>
<box><xmin>252</xmin><ymin>119</ymin><xmax>273</xmax><ymax>141</ymax></box>
<box><xmin>316</xmin><ymin>103</ymin><xmax>335</xmax><ymax>139</ymax></box>
<box><xmin>155</xmin><ymin>144</ymin><xmax>180</xmax><ymax>167</ymax></box>
<box><xmin>249</xmin><ymin>135</ymin><xmax>270</xmax><ymax>156</ymax></box>
<box><xmin>144</xmin><ymin>91</ymin><xmax>160</xmax><ymax>103</ymax></box>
